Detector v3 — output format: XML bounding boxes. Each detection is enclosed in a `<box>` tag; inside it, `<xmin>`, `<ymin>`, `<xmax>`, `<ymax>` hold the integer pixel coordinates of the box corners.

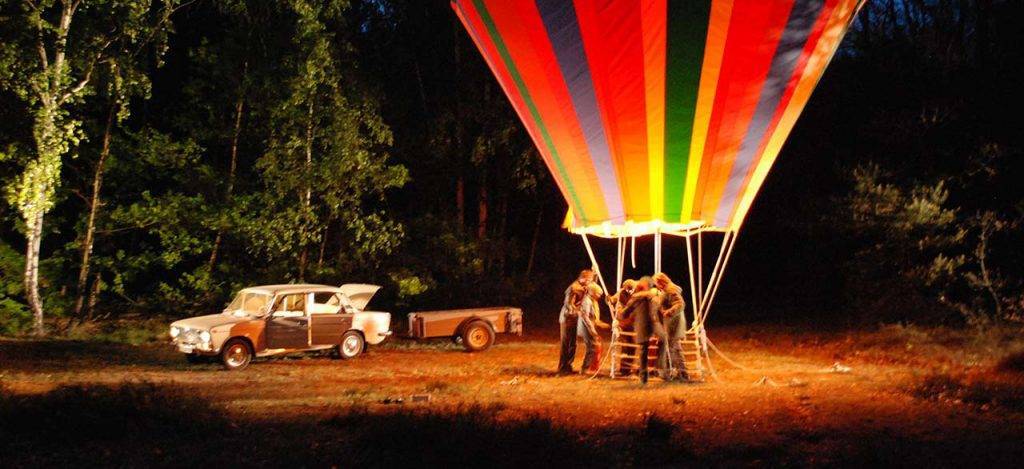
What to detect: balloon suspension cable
<box><xmin>697</xmin><ymin>232</ymin><xmax>703</xmax><ymax>308</ymax></box>
<box><xmin>630</xmin><ymin>236</ymin><xmax>637</xmax><ymax>269</ymax></box>
<box><xmin>654</xmin><ymin>230</ymin><xmax>663</xmax><ymax>274</ymax></box>
<box><xmin>580</xmin><ymin>233</ymin><xmax>619</xmax><ymax>381</ymax></box>
<box><xmin>580</xmin><ymin>234</ymin><xmax>612</xmax><ymax>311</ymax></box>
<box><xmin>610</xmin><ymin>237</ymin><xmax>626</xmax><ymax>379</ymax></box>
<box><xmin>699</xmin><ymin>230</ymin><xmax>739</xmax><ymax>326</ymax></box>
<box><xmin>684</xmin><ymin>234</ymin><xmax>699</xmax><ymax>331</ymax></box>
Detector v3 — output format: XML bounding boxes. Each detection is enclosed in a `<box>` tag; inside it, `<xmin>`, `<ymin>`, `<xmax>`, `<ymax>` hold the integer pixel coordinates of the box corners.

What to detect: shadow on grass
<box><xmin>3</xmin><ymin>381</ymin><xmax>1024</xmax><ymax>467</ymax></box>
<box><xmin>0</xmin><ymin>339</ymin><xmax>184</xmax><ymax>372</ymax></box>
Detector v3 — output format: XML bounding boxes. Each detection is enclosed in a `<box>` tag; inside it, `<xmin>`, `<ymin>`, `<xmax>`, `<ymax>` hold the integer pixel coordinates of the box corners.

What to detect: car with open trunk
<box><xmin>169</xmin><ymin>283</ymin><xmax>391</xmax><ymax>370</ymax></box>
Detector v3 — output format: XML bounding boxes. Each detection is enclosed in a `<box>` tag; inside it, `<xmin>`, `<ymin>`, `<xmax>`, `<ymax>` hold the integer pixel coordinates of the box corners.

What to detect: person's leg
<box><xmin>558</xmin><ymin>317</ymin><xmax>578</xmax><ymax>373</ymax></box>
<box><xmin>580</xmin><ymin>328</ymin><xmax>597</xmax><ymax>372</ymax></box>
<box><xmin>651</xmin><ymin>321</ymin><xmax>670</xmax><ymax>380</ymax></box>
<box><xmin>635</xmin><ymin>320</ymin><xmax>651</xmax><ymax>384</ymax></box>
<box><xmin>667</xmin><ymin>314</ymin><xmax>686</xmax><ymax>379</ymax></box>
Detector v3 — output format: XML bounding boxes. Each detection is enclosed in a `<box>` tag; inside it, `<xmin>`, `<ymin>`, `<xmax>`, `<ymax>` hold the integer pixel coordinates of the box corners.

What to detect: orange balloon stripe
<box><xmin>574</xmin><ymin>0</ymin><xmax>650</xmax><ymax>220</ymax></box>
<box><xmin>640</xmin><ymin>0</ymin><xmax>667</xmax><ymax>221</ymax></box>
<box><xmin>683</xmin><ymin>0</ymin><xmax>733</xmax><ymax>223</ymax></box>
<box><xmin>504</xmin><ymin>0</ymin><xmax>610</xmax><ymax>222</ymax></box>
<box><xmin>483</xmin><ymin>0</ymin><xmax>611</xmax><ymax>222</ymax></box>
<box><xmin>728</xmin><ymin>0</ymin><xmax>863</xmax><ymax>230</ymax></box>
<box><xmin>719</xmin><ymin>0</ymin><xmax>838</xmax><ymax>226</ymax></box>
<box><xmin>453</xmin><ymin>2</ymin><xmax>578</xmax><ymax>216</ymax></box>
<box><xmin>695</xmin><ymin>0</ymin><xmax>797</xmax><ymax>224</ymax></box>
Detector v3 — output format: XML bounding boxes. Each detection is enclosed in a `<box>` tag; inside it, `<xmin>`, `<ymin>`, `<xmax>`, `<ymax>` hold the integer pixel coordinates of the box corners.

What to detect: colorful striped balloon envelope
<box><xmin>452</xmin><ymin>0</ymin><xmax>864</xmax><ymax>237</ymax></box>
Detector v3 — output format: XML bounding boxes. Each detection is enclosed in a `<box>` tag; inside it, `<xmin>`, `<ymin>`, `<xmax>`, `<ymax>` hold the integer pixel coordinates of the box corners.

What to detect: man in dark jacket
<box><xmin>654</xmin><ymin>272</ymin><xmax>687</xmax><ymax>380</ymax></box>
<box><xmin>558</xmin><ymin>269</ymin><xmax>594</xmax><ymax>374</ymax></box>
<box><xmin>619</xmin><ymin>277</ymin><xmax>667</xmax><ymax>384</ymax></box>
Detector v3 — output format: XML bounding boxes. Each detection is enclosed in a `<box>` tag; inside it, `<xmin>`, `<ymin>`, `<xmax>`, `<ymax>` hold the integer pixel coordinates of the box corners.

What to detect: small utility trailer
<box><xmin>407</xmin><ymin>307</ymin><xmax>523</xmax><ymax>352</ymax></box>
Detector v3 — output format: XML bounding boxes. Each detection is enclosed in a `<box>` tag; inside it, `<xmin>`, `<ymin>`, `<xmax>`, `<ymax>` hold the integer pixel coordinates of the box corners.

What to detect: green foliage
<box><xmin>0</xmin><ymin>241</ymin><xmax>30</xmax><ymax>335</ymax></box>
<box><xmin>839</xmin><ymin>163</ymin><xmax>1022</xmax><ymax>324</ymax></box>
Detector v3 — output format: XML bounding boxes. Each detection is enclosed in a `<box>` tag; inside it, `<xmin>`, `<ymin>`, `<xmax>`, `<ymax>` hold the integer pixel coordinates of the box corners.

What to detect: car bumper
<box><xmin>173</xmin><ymin>341</ymin><xmax>217</xmax><ymax>355</ymax></box>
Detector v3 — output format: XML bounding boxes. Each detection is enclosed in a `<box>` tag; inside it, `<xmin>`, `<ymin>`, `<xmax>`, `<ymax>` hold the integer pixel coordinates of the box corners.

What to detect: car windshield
<box><xmin>224</xmin><ymin>291</ymin><xmax>271</xmax><ymax>316</ymax></box>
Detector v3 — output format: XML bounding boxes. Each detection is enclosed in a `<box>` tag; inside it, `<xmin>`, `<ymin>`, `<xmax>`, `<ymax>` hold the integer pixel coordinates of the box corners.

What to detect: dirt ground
<box><xmin>2</xmin><ymin>324</ymin><xmax>1024</xmax><ymax>467</ymax></box>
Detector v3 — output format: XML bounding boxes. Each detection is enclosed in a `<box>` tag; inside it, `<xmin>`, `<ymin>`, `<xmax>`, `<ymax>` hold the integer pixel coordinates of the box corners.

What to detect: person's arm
<box><xmin>662</xmin><ymin>290</ymin><xmax>684</xmax><ymax>317</ymax></box>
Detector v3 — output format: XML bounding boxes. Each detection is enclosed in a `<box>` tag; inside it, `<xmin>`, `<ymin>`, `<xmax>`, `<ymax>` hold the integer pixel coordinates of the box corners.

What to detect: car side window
<box><xmin>309</xmin><ymin>292</ymin><xmax>342</xmax><ymax>315</ymax></box>
<box><xmin>273</xmin><ymin>293</ymin><xmax>306</xmax><ymax>317</ymax></box>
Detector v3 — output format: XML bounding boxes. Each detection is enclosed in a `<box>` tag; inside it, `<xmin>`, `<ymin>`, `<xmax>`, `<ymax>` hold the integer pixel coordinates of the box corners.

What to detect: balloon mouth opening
<box><xmin>563</xmin><ymin>214</ymin><xmax>718</xmax><ymax>238</ymax></box>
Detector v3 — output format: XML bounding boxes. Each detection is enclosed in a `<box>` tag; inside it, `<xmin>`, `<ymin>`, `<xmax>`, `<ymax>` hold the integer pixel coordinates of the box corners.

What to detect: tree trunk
<box><xmin>25</xmin><ymin>211</ymin><xmax>45</xmax><ymax>336</ymax></box>
<box><xmin>22</xmin><ymin>2</ymin><xmax>77</xmax><ymax>337</ymax></box>
<box><xmin>88</xmin><ymin>272</ymin><xmax>101</xmax><ymax>318</ymax></box>
<box><xmin>525</xmin><ymin>207</ymin><xmax>542</xmax><ymax>278</ymax></box>
<box><xmin>298</xmin><ymin>100</ymin><xmax>315</xmax><ymax>281</ymax></box>
<box><xmin>456</xmin><ymin>176</ymin><xmax>465</xmax><ymax>227</ymax></box>
<box><xmin>208</xmin><ymin>84</ymin><xmax>246</xmax><ymax>276</ymax></box>
<box><xmin>317</xmin><ymin>224</ymin><xmax>329</xmax><ymax>268</ymax></box>
<box><xmin>477</xmin><ymin>180</ymin><xmax>488</xmax><ymax>240</ymax></box>
<box><xmin>497</xmin><ymin>195</ymin><xmax>508</xmax><ymax>273</ymax></box>
<box><xmin>75</xmin><ymin>102</ymin><xmax>117</xmax><ymax>318</ymax></box>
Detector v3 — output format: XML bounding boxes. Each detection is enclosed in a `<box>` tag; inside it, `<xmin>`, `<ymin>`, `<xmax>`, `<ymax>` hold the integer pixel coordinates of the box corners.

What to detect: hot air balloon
<box><xmin>452</xmin><ymin>0</ymin><xmax>863</xmax><ymax>377</ymax></box>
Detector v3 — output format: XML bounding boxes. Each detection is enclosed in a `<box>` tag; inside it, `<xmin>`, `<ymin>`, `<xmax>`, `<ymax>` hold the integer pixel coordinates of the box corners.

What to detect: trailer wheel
<box><xmin>461</xmin><ymin>321</ymin><xmax>495</xmax><ymax>352</ymax></box>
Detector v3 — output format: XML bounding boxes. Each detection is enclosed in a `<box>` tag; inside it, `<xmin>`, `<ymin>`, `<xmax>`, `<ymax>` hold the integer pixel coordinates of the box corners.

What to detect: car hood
<box><xmin>171</xmin><ymin>314</ymin><xmax>252</xmax><ymax>330</ymax></box>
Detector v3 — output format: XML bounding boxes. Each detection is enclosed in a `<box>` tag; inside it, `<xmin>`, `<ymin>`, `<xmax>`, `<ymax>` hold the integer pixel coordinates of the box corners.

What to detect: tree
<box><xmin>0</xmin><ymin>0</ymin><xmax>181</xmax><ymax>334</ymax></box>
<box><xmin>249</xmin><ymin>0</ymin><xmax>407</xmax><ymax>281</ymax></box>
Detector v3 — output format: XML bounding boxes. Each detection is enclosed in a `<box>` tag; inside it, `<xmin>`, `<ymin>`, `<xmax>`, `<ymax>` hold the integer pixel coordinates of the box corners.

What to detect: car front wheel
<box><xmin>220</xmin><ymin>338</ymin><xmax>253</xmax><ymax>371</ymax></box>
<box><xmin>338</xmin><ymin>331</ymin><xmax>365</xmax><ymax>360</ymax></box>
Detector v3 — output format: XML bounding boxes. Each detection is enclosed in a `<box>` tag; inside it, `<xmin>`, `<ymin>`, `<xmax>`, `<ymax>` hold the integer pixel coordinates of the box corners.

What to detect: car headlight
<box><xmin>170</xmin><ymin>326</ymin><xmax>180</xmax><ymax>338</ymax></box>
<box><xmin>199</xmin><ymin>330</ymin><xmax>211</xmax><ymax>343</ymax></box>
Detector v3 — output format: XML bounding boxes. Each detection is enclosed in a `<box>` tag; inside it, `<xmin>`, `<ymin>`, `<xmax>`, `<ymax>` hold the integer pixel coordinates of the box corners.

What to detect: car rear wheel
<box><xmin>220</xmin><ymin>338</ymin><xmax>253</xmax><ymax>371</ymax></box>
<box><xmin>461</xmin><ymin>321</ymin><xmax>495</xmax><ymax>352</ymax></box>
<box><xmin>338</xmin><ymin>331</ymin><xmax>364</xmax><ymax>360</ymax></box>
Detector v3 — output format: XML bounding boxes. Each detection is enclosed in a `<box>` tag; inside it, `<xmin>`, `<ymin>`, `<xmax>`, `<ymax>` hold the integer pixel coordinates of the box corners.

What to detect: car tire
<box><xmin>461</xmin><ymin>321</ymin><xmax>495</xmax><ymax>352</ymax></box>
<box><xmin>338</xmin><ymin>331</ymin><xmax>365</xmax><ymax>360</ymax></box>
<box><xmin>220</xmin><ymin>338</ymin><xmax>253</xmax><ymax>371</ymax></box>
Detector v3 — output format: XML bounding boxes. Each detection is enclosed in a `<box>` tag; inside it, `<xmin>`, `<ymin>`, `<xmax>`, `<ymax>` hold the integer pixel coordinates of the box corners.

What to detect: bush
<box><xmin>996</xmin><ymin>351</ymin><xmax>1024</xmax><ymax>374</ymax></box>
<box><xmin>913</xmin><ymin>373</ymin><xmax>1024</xmax><ymax>411</ymax></box>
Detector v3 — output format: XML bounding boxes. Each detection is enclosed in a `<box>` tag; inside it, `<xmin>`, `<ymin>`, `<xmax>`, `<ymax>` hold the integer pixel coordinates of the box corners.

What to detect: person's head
<box><xmin>587</xmin><ymin>283</ymin><xmax>603</xmax><ymax>299</ymax></box>
<box><xmin>636</xmin><ymin>276</ymin><xmax>653</xmax><ymax>291</ymax></box>
<box><xmin>577</xmin><ymin>269</ymin><xmax>595</xmax><ymax>286</ymax></box>
<box><xmin>653</xmin><ymin>272</ymin><xmax>672</xmax><ymax>289</ymax></box>
<box><xmin>621</xmin><ymin>279</ymin><xmax>637</xmax><ymax>292</ymax></box>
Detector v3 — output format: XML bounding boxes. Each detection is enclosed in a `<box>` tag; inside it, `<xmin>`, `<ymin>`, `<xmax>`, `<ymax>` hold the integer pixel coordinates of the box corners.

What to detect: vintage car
<box><xmin>169</xmin><ymin>284</ymin><xmax>391</xmax><ymax>370</ymax></box>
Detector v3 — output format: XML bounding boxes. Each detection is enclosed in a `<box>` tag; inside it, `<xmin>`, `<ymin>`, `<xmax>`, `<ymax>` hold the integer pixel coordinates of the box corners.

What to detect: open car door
<box><xmin>338</xmin><ymin>284</ymin><xmax>381</xmax><ymax>311</ymax></box>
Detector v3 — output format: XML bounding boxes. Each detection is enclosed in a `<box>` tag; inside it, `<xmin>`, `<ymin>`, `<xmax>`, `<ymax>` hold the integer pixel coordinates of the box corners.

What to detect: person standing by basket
<box><xmin>558</xmin><ymin>269</ymin><xmax>594</xmax><ymax>374</ymax></box>
<box><xmin>579</xmin><ymin>283</ymin><xmax>609</xmax><ymax>373</ymax></box>
<box><xmin>654</xmin><ymin>272</ymin><xmax>687</xmax><ymax>381</ymax></box>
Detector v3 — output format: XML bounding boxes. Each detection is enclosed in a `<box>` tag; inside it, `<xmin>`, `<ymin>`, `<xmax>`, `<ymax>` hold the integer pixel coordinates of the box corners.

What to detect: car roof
<box><xmin>239</xmin><ymin>284</ymin><xmax>344</xmax><ymax>295</ymax></box>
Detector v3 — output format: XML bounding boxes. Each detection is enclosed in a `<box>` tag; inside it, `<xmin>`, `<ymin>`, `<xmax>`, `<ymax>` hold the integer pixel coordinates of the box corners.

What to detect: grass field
<box><xmin>2</xmin><ymin>323</ymin><xmax>1023</xmax><ymax>467</ymax></box>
